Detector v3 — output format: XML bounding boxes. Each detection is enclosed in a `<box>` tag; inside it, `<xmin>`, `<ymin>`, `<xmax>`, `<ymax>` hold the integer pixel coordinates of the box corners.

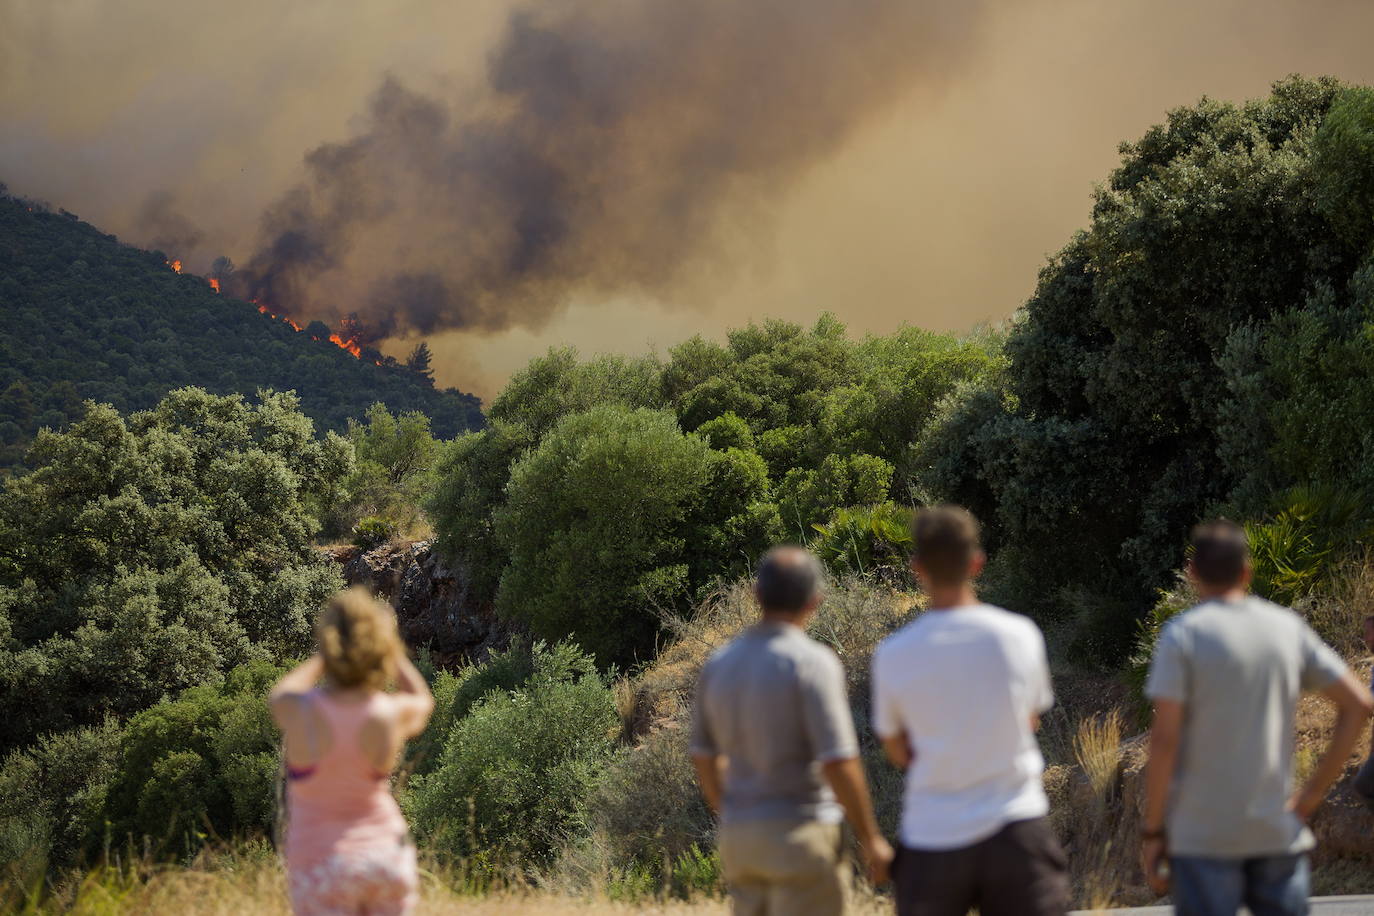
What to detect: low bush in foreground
<box><xmin>406</xmin><ymin>641</ymin><xmax>618</xmax><ymax>869</ymax></box>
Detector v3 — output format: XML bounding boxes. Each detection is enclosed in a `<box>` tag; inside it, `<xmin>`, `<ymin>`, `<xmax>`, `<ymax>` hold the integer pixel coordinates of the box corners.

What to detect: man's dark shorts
<box><xmin>893</xmin><ymin>816</ymin><xmax>1069</xmax><ymax>916</ymax></box>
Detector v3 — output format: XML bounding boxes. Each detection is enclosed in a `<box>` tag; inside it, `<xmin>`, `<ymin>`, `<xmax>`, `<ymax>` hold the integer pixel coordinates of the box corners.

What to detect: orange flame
<box><xmin>169</xmin><ymin>259</ymin><xmax>182</xmax><ymax>273</ymax></box>
<box><xmin>208</xmin><ymin>277</ymin><xmax>221</xmax><ymax>293</ymax></box>
<box><xmin>329</xmin><ymin>333</ymin><xmax>363</xmax><ymax>358</ymax></box>
<box><xmin>252</xmin><ymin>299</ymin><xmax>363</xmax><ymax>359</ymax></box>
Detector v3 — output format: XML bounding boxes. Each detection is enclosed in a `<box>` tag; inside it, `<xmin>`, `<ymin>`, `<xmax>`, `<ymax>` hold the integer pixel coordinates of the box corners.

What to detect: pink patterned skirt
<box><xmin>287</xmin><ymin>841</ymin><xmax>419</xmax><ymax>916</ymax></box>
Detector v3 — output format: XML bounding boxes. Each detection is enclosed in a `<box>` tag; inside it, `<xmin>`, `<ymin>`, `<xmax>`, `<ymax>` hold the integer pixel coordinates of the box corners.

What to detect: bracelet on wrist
<box><xmin>1141</xmin><ymin>827</ymin><xmax>1166</xmax><ymax>841</ymax></box>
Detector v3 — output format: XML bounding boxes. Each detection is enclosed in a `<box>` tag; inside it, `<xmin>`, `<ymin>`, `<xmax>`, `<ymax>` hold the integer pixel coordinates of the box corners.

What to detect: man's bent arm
<box><xmin>822</xmin><ymin>756</ymin><xmax>894</xmax><ymax>884</ymax></box>
<box><xmin>1293</xmin><ymin>671</ymin><xmax>1374</xmax><ymax>819</ymax></box>
<box><xmin>1142</xmin><ymin>699</ymin><xmax>1183</xmax><ymax>834</ymax></box>
<box><xmin>881</xmin><ymin>732</ymin><xmax>912</xmax><ymax>771</ymax></box>
<box><xmin>691</xmin><ymin>752</ymin><xmax>726</xmax><ymax>815</ymax></box>
<box><xmin>1140</xmin><ymin>699</ymin><xmax>1183</xmax><ymax>895</ymax></box>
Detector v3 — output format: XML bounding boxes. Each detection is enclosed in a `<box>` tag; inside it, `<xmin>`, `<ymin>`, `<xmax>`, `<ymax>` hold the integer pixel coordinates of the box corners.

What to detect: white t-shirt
<box><xmin>872</xmin><ymin>604</ymin><xmax>1053</xmax><ymax>850</ymax></box>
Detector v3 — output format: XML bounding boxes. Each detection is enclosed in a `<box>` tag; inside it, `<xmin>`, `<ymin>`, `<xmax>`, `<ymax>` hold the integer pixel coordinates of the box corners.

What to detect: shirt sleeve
<box><xmin>801</xmin><ymin>649</ymin><xmax>860</xmax><ymax>762</ymax></box>
<box><xmin>1298</xmin><ymin>621</ymin><xmax>1347</xmax><ymax>692</ymax></box>
<box><xmin>688</xmin><ymin>664</ymin><xmax>717</xmax><ymax>757</ymax></box>
<box><xmin>870</xmin><ymin>642</ymin><xmax>903</xmax><ymax>740</ymax></box>
<box><xmin>1145</xmin><ymin>620</ymin><xmax>1188</xmax><ymax>703</ymax></box>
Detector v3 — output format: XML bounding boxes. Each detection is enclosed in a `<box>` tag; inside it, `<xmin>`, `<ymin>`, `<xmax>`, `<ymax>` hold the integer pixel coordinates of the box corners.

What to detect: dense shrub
<box><xmin>0</xmin><ymin>389</ymin><xmax>347</xmax><ymax>750</ymax></box>
<box><xmin>406</xmin><ymin>643</ymin><xmax>617</xmax><ymax>867</ymax></box>
<box><xmin>406</xmin><ymin>639</ymin><xmax>593</xmax><ymax>778</ymax></box>
<box><xmin>427</xmin><ymin>419</ymin><xmax>537</xmax><ymax>603</ymax></box>
<box><xmin>810</xmin><ymin>502</ymin><xmax>914</xmax><ymax>578</ymax></box>
<box><xmin>0</xmin><ymin>719</ymin><xmax>123</xmax><ymax>872</ymax></box>
<box><xmin>487</xmin><ymin>349</ymin><xmax>665</xmax><ymax>440</ymax></box>
<box><xmin>0</xmin><ymin>661</ymin><xmax>282</xmax><ymax>875</ymax></box>
<box><xmin>327</xmin><ymin>404</ymin><xmax>440</xmax><ymax>539</ymax></box>
<box><xmin>351</xmin><ymin>516</ymin><xmax>398</xmax><ymax>550</ymax></box>
<box><xmin>494</xmin><ymin>406</ymin><xmax>719</xmax><ymax>666</ymax></box>
<box><xmin>429</xmin><ymin>319</ymin><xmax>996</xmax><ymax>637</ymax></box>
<box><xmin>587</xmin><ymin>725</ymin><xmax>714</xmax><ymax>873</ymax></box>
<box><xmin>98</xmin><ymin>660</ymin><xmax>284</xmax><ymax>858</ymax></box>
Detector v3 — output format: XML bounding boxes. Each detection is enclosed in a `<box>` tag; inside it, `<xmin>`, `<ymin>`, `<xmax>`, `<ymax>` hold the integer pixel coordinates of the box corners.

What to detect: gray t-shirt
<box><xmin>689</xmin><ymin>621</ymin><xmax>859</xmax><ymax>824</ymax></box>
<box><xmin>1145</xmin><ymin>596</ymin><xmax>1347</xmax><ymax>857</ymax></box>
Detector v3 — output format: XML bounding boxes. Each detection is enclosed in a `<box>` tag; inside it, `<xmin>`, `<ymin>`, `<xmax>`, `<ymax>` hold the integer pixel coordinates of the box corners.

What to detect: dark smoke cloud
<box><xmin>230</xmin><ymin>0</ymin><xmax>985</xmax><ymax>342</ymax></box>
<box><xmin>137</xmin><ymin>191</ymin><xmax>205</xmax><ymax>257</ymax></box>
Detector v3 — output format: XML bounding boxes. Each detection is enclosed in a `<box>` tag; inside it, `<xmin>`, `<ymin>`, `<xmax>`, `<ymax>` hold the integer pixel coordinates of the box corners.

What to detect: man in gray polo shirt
<box><xmin>1141</xmin><ymin>520</ymin><xmax>1373</xmax><ymax>916</ymax></box>
<box><xmin>691</xmin><ymin>546</ymin><xmax>892</xmax><ymax>915</ymax></box>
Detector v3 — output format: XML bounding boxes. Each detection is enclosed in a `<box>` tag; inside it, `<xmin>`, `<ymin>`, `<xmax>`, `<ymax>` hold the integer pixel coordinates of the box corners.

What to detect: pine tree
<box><xmin>405</xmin><ymin>342</ymin><xmax>435</xmax><ymax>386</ymax></box>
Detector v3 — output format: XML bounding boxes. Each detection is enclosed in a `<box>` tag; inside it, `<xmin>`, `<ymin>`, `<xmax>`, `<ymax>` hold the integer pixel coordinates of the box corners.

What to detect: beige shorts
<box><xmin>718</xmin><ymin>818</ymin><xmax>848</xmax><ymax>916</ymax></box>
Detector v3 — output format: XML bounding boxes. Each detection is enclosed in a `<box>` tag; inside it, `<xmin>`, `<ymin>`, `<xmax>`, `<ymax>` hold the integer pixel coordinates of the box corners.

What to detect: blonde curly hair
<box><xmin>316</xmin><ymin>587</ymin><xmax>402</xmax><ymax>691</ymax></box>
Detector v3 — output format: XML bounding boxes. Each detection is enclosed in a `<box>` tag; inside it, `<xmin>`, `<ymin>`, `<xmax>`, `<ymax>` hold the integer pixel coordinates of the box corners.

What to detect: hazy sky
<box><xmin>3</xmin><ymin>0</ymin><xmax>1374</xmax><ymax>397</ymax></box>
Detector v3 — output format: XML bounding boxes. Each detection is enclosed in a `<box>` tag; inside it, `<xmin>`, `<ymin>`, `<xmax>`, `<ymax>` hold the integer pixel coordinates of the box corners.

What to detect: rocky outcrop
<box><xmin>328</xmin><ymin>540</ymin><xmax>512</xmax><ymax>667</ymax></box>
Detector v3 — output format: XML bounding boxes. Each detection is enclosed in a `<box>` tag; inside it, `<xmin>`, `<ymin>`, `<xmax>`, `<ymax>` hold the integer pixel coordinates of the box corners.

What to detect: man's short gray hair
<box><xmin>755</xmin><ymin>546</ymin><xmax>824</xmax><ymax>614</ymax></box>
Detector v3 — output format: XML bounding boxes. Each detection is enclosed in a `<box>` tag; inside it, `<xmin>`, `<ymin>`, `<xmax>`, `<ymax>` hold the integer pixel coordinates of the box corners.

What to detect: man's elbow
<box><xmin>690</xmin><ymin>751</ymin><xmax>720</xmax><ymax>778</ymax></box>
<box><xmin>820</xmin><ymin>755</ymin><xmax>860</xmax><ymax>778</ymax></box>
<box><xmin>1345</xmin><ymin>689</ymin><xmax>1374</xmax><ymax>719</ymax></box>
<box><xmin>1147</xmin><ymin>723</ymin><xmax>1183</xmax><ymax>760</ymax></box>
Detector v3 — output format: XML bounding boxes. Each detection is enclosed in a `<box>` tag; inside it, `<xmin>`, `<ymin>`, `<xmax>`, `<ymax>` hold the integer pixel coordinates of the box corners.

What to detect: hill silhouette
<box><xmin>0</xmin><ymin>186</ymin><xmax>483</xmax><ymax>468</ymax></box>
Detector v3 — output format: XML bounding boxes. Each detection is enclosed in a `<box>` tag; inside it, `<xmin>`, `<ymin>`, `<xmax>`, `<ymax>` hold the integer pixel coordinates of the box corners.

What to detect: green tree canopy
<box><xmin>494</xmin><ymin>406</ymin><xmax>717</xmax><ymax>665</ymax></box>
<box><xmin>0</xmin><ymin>388</ymin><xmax>349</xmax><ymax>749</ymax></box>
<box><xmin>926</xmin><ymin>76</ymin><xmax>1373</xmax><ymax>656</ymax></box>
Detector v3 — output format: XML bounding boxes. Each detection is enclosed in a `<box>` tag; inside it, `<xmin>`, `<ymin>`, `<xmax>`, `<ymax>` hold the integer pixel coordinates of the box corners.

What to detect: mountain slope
<box><xmin>0</xmin><ymin>189</ymin><xmax>483</xmax><ymax>468</ymax></box>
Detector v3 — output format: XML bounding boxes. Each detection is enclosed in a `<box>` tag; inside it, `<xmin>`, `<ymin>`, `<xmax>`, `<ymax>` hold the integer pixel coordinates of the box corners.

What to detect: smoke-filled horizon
<box><xmin>226</xmin><ymin>0</ymin><xmax>985</xmax><ymax>345</ymax></box>
<box><xmin>5</xmin><ymin>0</ymin><xmax>1374</xmax><ymax>394</ymax></box>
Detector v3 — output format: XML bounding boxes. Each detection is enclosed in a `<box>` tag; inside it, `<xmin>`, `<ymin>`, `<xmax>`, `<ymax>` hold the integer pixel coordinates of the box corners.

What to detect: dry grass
<box><xmin>11</xmin><ymin>851</ymin><xmax>895</xmax><ymax>915</ymax></box>
<box><xmin>1072</xmin><ymin>710</ymin><xmax>1124</xmax><ymax>806</ymax></box>
<box><xmin>1304</xmin><ymin>552</ymin><xmax>1374</xmax><ymax>658</ymax></box>
<box><xmin>627</xmin><ymin>576</ymin><xmax>916</xmax><ymax>740</ymax></box>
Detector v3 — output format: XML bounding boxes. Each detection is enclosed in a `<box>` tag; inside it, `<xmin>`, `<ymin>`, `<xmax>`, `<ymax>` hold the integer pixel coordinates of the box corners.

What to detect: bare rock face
<box><xmin>328</xmin><ymin>540</ymin><xmax>512</xmax><ymax>667</ymax></box>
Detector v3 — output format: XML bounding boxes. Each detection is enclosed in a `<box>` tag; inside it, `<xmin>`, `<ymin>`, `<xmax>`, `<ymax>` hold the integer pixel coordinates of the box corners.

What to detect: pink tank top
<box><xmin>284</xmin><ymin>689</ymin><xmax>410</xmax><ymax>869</ymax></box>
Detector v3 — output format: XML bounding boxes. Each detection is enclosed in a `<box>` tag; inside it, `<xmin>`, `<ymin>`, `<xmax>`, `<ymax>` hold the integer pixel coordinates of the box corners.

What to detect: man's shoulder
<box><xmin>707</xmin><ymin>627</ymin><xmax>838</xmax><ymax>670</ymax></box>
<box><xmin>1169</xmin><ymin>595</ymin><xmax>1298</xmax><ymax>632</ymax></box>
<box><xmin>949</xmin><ymin>604</ymin><xmax>1046</xmax><ymax>650</ymax></box>
<box><xmin>975</xmin><ymin>603</ymin><xmax>1043</xmax><ymax>633</ymax></box>
<box><xmin>789</xmin><ymin>631</ymin><xmax>844</xmax><ymax>674</ymax></box>
<box><xmin>874</xmin><ymin>614</ymin><xmax>928</xmax><ymax>662</ymax></box>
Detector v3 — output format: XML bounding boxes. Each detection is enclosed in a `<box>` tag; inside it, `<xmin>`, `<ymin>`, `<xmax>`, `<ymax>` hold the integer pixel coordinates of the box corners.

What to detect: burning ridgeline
<box><xmin>164</xmin><ymin>255</ymin><xmax>376</xmax><ymax>362</ymax></box>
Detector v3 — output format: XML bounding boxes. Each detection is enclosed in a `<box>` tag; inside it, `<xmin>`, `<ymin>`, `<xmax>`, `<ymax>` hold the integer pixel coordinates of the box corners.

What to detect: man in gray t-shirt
<box><xmin>1142</xmin><ymin>521</ymin><xmax>1373</xmax><ymax>916</ymax></box>
<box><xmin>691</xmin><ymin>546</ymin><xmax>892</xmax><ymax>915</ymax></box>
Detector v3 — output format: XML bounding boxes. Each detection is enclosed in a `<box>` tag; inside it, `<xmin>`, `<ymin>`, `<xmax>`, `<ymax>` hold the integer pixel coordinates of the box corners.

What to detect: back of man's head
<box><xmin>755</xmin><ymin>546</ymin><xmax>823</xmax><ymax>616</ymax></box>
<box><xmin>1189</xmin><ymin>519</ymin><xmax>1250</xmax><ymax>588</ymax></box>
<box><xmin>911</xmin><ymin>505</ymin><xmax>981</xmax><ymax>586</ymax></box>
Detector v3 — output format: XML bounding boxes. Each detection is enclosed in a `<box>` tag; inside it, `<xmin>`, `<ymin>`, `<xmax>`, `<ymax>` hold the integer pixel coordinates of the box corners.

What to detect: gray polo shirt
<box><xmin>689</xmin><ymin>621</ymin><xmax>859</xmax><ymax>824</ymax></box>
<box><xmin>1145</xmin><ymin>596</ymin><xmax>1347</xmax><ymax>858</ymax></box>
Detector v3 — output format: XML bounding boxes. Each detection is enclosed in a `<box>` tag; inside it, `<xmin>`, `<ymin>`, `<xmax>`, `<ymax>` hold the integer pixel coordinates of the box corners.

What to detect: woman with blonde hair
<box><xmin>270</xmin><ymin>587</ymin><xmax>434</xmax><ymax>916</ymax></box>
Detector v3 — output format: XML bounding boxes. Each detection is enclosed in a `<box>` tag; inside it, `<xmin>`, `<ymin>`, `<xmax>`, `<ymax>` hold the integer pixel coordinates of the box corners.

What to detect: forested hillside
<box><xmin>0</xmin><ymin>189</ymin><xmax>483</xmax><ymax>469</ymax></box>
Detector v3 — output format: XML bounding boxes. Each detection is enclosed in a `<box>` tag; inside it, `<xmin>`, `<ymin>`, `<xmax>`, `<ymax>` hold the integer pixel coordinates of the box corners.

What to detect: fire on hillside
<box><xmin>166</xmin><ymin>256</ymin><xmax>373</xmax><ymax>362</ymax></box>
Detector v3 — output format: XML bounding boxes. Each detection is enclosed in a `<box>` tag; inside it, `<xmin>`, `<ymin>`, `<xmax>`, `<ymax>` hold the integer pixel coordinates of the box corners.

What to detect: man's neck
<box><xmin>924</xmin><ymin>583</ymin><xmax>979</xmax><ymax>611</ymax></box>
<box><xmin>760</xmin><ymin>611</ymin><xmax>806</xmax><ymax>628</ymax></box>
<box><xmin>1196</xmin><ymin>585</ymin><xmax>1247</xmax><ymax>603</ymax></box>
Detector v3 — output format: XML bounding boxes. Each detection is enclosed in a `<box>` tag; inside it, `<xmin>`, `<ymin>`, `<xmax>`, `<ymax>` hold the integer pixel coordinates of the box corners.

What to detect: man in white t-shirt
<box><xmin>872</xmin><ymin>505</ymin><xmax>1067</xmax><ymax>916</ymax></box>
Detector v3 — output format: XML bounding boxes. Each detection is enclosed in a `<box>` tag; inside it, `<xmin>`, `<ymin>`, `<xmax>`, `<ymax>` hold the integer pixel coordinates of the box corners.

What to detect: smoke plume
<box><xmin>138</xmin><ymin>191</ymin><xmax>205</xmax><ymax>257</ymax></box>
<box><xmin>229</xmin><ymin>0</ymin><xmax>984</xmax><ymax>342</ymax></box>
